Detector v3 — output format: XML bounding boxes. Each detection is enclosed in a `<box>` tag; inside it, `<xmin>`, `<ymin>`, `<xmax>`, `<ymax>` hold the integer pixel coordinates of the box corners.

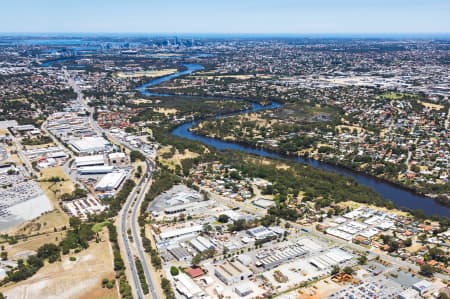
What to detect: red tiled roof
<box><xmin>186</xmin><ymin>267</ymin><xmax>204</xmax><ymax>278</ymax></box>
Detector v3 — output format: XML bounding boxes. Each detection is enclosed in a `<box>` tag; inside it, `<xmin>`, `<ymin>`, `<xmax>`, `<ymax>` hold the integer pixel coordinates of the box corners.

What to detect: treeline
<box><xmin>103</xmin><ymin>179</ymin><xmax>136</xmax><ymax>216</ymax></box>
<box><xmin>107</xmin><ymin>223</ymin><xmax>133</xmax><ymax>299</ymax></box>
<box><xmin>135</xmin><ymin>258</ymin><xmax>149</xmax><ymax>295</ymax></box>
<box><xmin>140</xmin><ymin>167</ymin><xmax>180</xmax><ymax>215</ymax></box>
<box><xmin>3</xmin><ymin>243</ymin><xmax>60</xmax><ymax>283</ymax></box>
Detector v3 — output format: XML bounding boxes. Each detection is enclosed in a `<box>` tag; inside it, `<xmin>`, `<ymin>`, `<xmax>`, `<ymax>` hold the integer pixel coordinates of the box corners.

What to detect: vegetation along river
<box><xmin>138</xmin><ymin>63</ymin><xmax>450</xmax><ymax>218</ymax></box>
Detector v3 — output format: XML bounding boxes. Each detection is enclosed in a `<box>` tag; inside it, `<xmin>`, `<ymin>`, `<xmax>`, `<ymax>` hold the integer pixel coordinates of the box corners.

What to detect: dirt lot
<box><xmin>1</xmin><ymin>229</ymin><xmax>118</xmax><ymax>299</ymax></box>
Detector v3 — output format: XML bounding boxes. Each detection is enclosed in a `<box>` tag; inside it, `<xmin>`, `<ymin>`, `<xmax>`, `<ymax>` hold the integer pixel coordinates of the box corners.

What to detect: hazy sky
<box><xmin>1</xmin><ymin>0</ymin><xmax>449</xmax><ymax>34</ymax></box>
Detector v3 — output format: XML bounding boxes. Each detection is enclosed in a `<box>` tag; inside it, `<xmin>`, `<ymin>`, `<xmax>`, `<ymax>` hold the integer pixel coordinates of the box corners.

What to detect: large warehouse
<box><xmin>77</xmin><ymin>165</ymin><xmax>114</xmax><ymax>175</ymax></box>
<box><xmin>94</xmin><ymin>171</ymin><xmax>127</xmax><ymax>191</ymax></box>
<box><xmin>74</xmin><ymin>154</ymin><xmax>105</xmax><ymax>168</ymax></box>
<box><xmin>70</xmin><ymin>136</ymin><xmax>110</xmax><ymax>154</ymax></box>
<box><xmin>214</xmin><ymin>261</ymin><xmax>253</xmax><ymax>285</ymax></box>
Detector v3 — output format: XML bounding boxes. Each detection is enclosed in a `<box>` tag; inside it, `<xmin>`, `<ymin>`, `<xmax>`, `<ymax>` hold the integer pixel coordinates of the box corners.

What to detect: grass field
<box><xmin>92</xmin><ymin>221</ymin><xmax>110</xmax><ymax>233</ymax></box>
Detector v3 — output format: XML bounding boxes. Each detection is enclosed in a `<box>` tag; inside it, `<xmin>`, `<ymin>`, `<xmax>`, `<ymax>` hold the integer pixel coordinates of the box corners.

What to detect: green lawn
<box><xmin>92</xmin><ymin>221</ymin><xmax>110</xmax><ymax>233</ymax></box>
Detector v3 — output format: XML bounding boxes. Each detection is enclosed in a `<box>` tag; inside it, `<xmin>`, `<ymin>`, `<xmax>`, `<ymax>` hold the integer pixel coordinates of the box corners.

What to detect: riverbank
<box><xmin>135</xmin><ymin>62</ymin><xmax>450</xmax><ymax>218</ymax></box>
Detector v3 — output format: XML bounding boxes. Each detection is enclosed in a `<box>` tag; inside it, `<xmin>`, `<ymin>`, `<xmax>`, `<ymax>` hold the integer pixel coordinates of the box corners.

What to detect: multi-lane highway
<box><xmin>65</xmin><ymin>69</ymin><xmax>160</xmax><ymax>298</ymax></box>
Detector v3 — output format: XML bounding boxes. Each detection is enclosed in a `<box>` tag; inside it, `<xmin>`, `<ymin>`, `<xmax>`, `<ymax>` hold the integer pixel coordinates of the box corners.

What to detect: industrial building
<box><xmin>214</xmin><ymin>261</ymin><xmax>253</xmax><ymax>285</ymax></box>
<box><xmin>108</xmin><ymin>152</ymin><xmax>127</xmax><ymax>165</ymax></box>
<box><xmin>94</xmin><ymin>171</ymin><xmax>126</xmax><ymax>191</ymax></box>
<box><xmin>168</xmin><ymin>246</ymin><xmax>191</xmax><ymax>262</ymax></box>
<box><xmin>190</xmin><ymin>236</ymin><xmax>215</xmax><ymax>253</ymax></box>
<box><xmin>74</xmin><ymin>155</ymin><xmax>105</xmax><ymax>168</ymax></box>
<box><xmin>174</xmin><ymin>273</ymin><xmax>204</xmax><ymax>299</ymax></box>
<box><xmin>70</xmin><ymin>136</ymin><xmax>110</xmax><ymax>154</ymax></box>
<box><xmin>259</xmin><ymin>242</ymin><xmax>307</xmax><ymax>269</ymax></box>
<box><xmin>164</xmin><ymin>200</ymin><xmax>211</xmax><ymax>215</ymax></box>
<box><xmin>77</xmin><ymin>165</ymin><xmax>114</xmax><ymax>175</ymax></box>
<box><xmin>159</xmin><ymin>224</ymin><xmax>204</xmax><ymax>241</ymax></box>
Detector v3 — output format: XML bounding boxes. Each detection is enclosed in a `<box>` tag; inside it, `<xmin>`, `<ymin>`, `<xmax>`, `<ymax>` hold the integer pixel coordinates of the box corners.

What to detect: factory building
<box><xmin>77</xmin><ymin>165</ymin><xmax>114</xmax><ymax>175</ymax></box>
<box><xmin>164</xmin><ymin>200</ymin><xmax>211</xmax><ymax>215</ymax></box>
<box><xmin>74</xmin><ymin>155</ymin><xmax>105</xmax><ymax>168</ymax></box>
<box><xmin>190</xmin><ymin>236</ymin><xmax>215</xmax><ymax>253</ymax></box>
<box><xmin>70</xmin><ymin>136</ymin><xmax>110</xmax><ymax>154</ymax></box>
<box><xmin>214</xmin><ymin>261</ymin><xmax>253</xmax><ymax>285</ymax></box>
<box><xmin>94</xmin><ymin>171</ymin><xmax>126</xmax><ymax>191</ymax></box>
<box><xmin>174</xmin><ymin>273</ymin><xmax>204</xmax><ymax>299</ymax></box>
<box><xmin>259</xmin><ymin>242</ymin><xmax>307</xmax><ymax>269</ymax></box>
<box><xmin>159</xmin><ymin>224</ymin><xmax>204</xmax><ymax>241</ymax></box>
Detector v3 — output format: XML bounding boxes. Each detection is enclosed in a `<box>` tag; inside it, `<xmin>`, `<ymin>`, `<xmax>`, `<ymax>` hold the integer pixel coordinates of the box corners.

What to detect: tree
<box><xmin>69</xmin><ymin>217</ymin><xmax>82</xmax><ymax>228</ymax></box>
<box><xmin>217</xmin><ymin>214</ymin><xmax>230</xmax><ymax>223</ymax></box>
<box><xmin>343</xmin><ymin>266</ymin><xmax>354</xmax><ymax>275</ymax></box>
<box><xmin>1</xmin><ymin>251</ymin><xmax>7</xmax><ymax>261</ymax></box>
<box><xmin>170</xmin><ymin>266</ymin><xmax>179</xmax><ymax>276</ymax></box>
<box><xmin>420</xmin><ymin>264</ymin><xmax>435</xmax><ymax>277</ymax></box>
<box><xmin>331</xmin><ymin>265</ymin><xmax>340</xmax><ymax>275</ymax></box>
<box><xmin>358</xmin><ymin>255</ymin><xmax>367</xmax><ymax>265</ymax></box>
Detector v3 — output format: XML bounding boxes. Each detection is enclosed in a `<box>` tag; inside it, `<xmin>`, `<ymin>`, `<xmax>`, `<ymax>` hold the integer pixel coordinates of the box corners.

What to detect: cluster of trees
<box><xmin>60</xmin><ymin>187</ymin><xmax>88</xmax><ymax>201</ymax></box>
<box><xmin>161</xmin><ymin>277</ymin><xmax>176</xmax><ymax>299</ymax></box>
<box><xmin>107</xmin><ymin>223</ymin><xmax>132</xmax><ymax>299</ymax></box>
<box><xmin>21</xmin><ymin>135</ymin><xmax>53</xmax><ymax>146</ymax></box>
<box><xmin>60</xmin><ymin>217</ymin><xmax>95</xmax><ymax>254</ymax></box>
<box><xmin>103</xmin><ymin>179</ymin><xmax>136</xmax><ymax>216</ymax></box>
<box><xmin>3</xmin><ymin>242</ymin><xmax>61</xmax><ymax>283</ymax></box>
<box><xmin>135</xmin><ymin>258</ymin><xmax>149</xmax><ymax>295</ymax></box>
<box><xmin>130</xmin><ymin>150</ymin><xmax>145</xmax><ymax>163</ymax></box>
<box><xmin>140</xmin><ymin>168</ymin><xmax>180</xmax><ymax>214</ymax></box>
<box><xmin>192</xmin><ymin>249</ymin><xmax>216</xmax><ymax>266</ymax></box>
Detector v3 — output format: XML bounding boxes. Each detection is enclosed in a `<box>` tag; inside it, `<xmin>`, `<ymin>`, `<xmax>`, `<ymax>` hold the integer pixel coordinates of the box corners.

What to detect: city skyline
<box><xmin>1</xmin><ymin>0</ymin><xmax>449</xmax><ymax>34</ymax></box>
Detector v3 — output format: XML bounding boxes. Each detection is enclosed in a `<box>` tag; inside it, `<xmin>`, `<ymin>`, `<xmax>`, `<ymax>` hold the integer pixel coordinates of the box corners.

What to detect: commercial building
<box><xmin>94</xmin><ymin>171</ymin><xmax>126</xmax><ymax>191</ymax></box>
<box><xmin>74</xmin><ymin>155</ymin><xmax>105</xmax><ymax>168</ymax></box>
<box><xmin>214</xmin><ymin>261</ymin><xmax>253</xmax><ymax>285</ymax></box>
<box><xmin>70</xmin><ymin>136</ymin><xmax>110</xmax><ymax>154</ymax></box>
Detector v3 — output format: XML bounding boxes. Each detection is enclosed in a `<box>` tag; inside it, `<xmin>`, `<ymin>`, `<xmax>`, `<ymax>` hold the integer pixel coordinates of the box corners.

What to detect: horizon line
<box><xmin>1</xmin><ymin>32</ymin><xmax>450</xmax><ymax>36</ymax></box>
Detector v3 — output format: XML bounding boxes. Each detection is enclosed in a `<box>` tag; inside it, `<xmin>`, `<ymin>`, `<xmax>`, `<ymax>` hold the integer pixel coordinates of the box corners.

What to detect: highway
<box><xmin>64</xmin><ymin>68</ymin><xmax>160</xmax><ymax>298</ymax></box>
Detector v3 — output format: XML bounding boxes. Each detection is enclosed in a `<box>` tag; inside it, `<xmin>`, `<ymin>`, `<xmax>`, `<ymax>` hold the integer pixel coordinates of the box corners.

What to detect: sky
<box><xmin>1</xmin><ymin>0</ymin><xmax>449</xmax><ymax>34</ymax></box>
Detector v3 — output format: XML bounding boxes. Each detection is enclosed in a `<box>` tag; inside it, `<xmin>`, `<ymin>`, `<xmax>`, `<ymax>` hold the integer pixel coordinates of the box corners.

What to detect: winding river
<box><xmin>139</xmin><ymin>63</ymin><xmax>450</xmax><ymax>218</ymax></box>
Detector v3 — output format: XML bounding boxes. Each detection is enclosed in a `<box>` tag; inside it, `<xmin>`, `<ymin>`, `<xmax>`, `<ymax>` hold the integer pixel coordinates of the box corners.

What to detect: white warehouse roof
<box><xmin>95</xmin><ymin>171</ymin><xmax>126</xmax><ymax>191</ymax></box>
<box><xmin>70</xmin><ymin>137</ymin><xmax>109</xmax><ymax>153</ymax></box>
<box><xmin>159</xmin><ymin>224</ymin><xmax>204</xmax><ymax>240</ymax></box>
<box><xmin>74</xmin><ymin>155</ymin><xmax>105</xmax><ymax>168</ymax></box>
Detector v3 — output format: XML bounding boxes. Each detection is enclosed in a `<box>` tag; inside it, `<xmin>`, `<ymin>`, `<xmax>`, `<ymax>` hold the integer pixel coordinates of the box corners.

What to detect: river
<box><xmin>137</xmin><ymin>63</ymin><xmax>450</xmax><ymax>218</ymax></box>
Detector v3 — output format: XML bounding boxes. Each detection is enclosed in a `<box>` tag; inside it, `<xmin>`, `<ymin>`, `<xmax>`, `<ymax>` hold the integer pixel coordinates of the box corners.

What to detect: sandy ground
<box><xmin>154</xmin><ymin>107</ymin><xmax>178</xmax><ymax>116</ymax></box>
<box><xmin>1</xmin><ymin>229</ymin><xmax>118</xmax><ymax>299</ymax></box>
<box><xmin>5</xmin><ymin>232</ymin><xmax>64</xmax><ymax>257</ymax></box>
<box><xmin>419</xmin><ymin>101</ymin><xmax>444</xmax><ymax>110</ymax></box>
<box><xmin>116</xmin><ymin>68</ymin><xmax>177</xmax><ymax>78</ymax></box>
<box><xmin>295</xmin><ymin>279</ymin><xmax>343</xmax><ymax>299</ymax></box>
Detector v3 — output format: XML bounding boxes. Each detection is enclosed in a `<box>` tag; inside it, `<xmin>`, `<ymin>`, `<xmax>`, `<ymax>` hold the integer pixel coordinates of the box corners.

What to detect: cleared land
<box><xmin>1</xmin><ymin>230</ymin><xmax>118</xmax><ymax>299</ymax></box>
<box><xmin>116</xmin><ymin>68</ymin><xmax>177</xmax><ymax>78</ymax></box>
